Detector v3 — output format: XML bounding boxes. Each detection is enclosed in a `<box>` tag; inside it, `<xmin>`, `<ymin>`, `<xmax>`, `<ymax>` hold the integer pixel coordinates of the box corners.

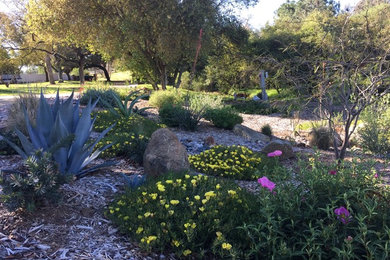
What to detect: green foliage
<box><xmin>204</xmin><ymin>107</ymin><xmax>243</xmax><ymax>130</ymax></box>
<box><xmin>359</xmin><ymin>99</ymin><xmax>390</xmax><ymax>156</ymax></box>
<box><xmin>94</xmin><ymin>112</ymin><xmax>161</xmax><ymax>164</ymax></box>
<box><xmin>107</xmin><ymin>173</ymin><xmax>259</xmax><ymax>258</ymax></box>
<box><xmin>80</xmin><ymin>88</ymin><xmax>121</xmax><ymax>108</ymax></box>
<box><xmin>107</xmin><ymin>154</ymin><xmax>390</xmax><ymax>258</ymax></box>
<box><xmin>0</xmin><ymin>150</ymin><xmax>68</xmax><ymax>211</ymax></box>
<box><xmin>6</xmin><ymin>92</ymin><xmax>40</xmax><ymax>135</ymax></box>
<box><xmin>158</xmin><ymin>104</ymin><xmax>201</xmax><ymax>131</ymax></box>
<box><xmin>230</xmin><ymin>100</ymin><xmax>277</xmax><ymax>115</ymax></box>
<box><xmin>149</xmin><ymin>90</ymin><xmax>183</xmax><ymax>109</ymax></box>
<box><xmin>101</xmin><ymin>90</ymin><xmax>151</xmax><ymax>118</ymax></box>
<box><xmin>0</xmin><ymin>91</ymin><xmax>114</xmax><ymax>177</ymax></box>
<box><xmin>309</xmin><ymin>126</ymin><xmax>332</xmax><ymax>150</ymax></box>
<box><xmin>185</xmin><ymin>92</ymin><xmax>224</xmax><ymax>113</ymax></box>
<box><xmin>261</xmin><ymin>124</ymin><xmax>273</xmax><ymax>137</ymax></box>
<box><xmin>189</xmin><ymin>145</ymin><xmax>285</xmax><ymax>181</ymax></box>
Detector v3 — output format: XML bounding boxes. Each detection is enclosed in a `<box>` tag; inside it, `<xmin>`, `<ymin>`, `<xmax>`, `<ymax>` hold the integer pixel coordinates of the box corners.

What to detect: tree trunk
<box><xmin>58</xmin><ymin>67</ymin><xmax>64</xmax><ymax>83</ymax></box>
<box><xmin>65</xmin><ymin>72</ymin><xmax>71</xmax><ymax>80</ymax></box>
<box><xmin>160</xmin><ymin>65</ymin><xmax>167</xmax><ymax>90</ymax></box>
<box><xmin>175</xmin><ymin>69</ymin><xmax>183</xmax><ymax>89</ymax></box>
<box><xmin>45</xmin><ymin>54</ymin><xmax>56</xmax><ymax>84</ymax></box>
<box><xmin>78</xmin><ymin>52</ymin><xmax>85</xmax><ymax>85</ymax></box>
<box><xmin>44</xmin><ymin>66</ymin><xmax>49</xmax><ymax>82</ymax></box>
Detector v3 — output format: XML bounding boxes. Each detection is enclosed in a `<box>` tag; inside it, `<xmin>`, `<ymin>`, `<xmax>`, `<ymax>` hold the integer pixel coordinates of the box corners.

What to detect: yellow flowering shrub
<box><xmin>107</xmin><ymin>172</ymin><xmax>259</xmax><ymax>258</ymax></box>
<box><xmin>93</xmin><ymin>111</ymin><xmax>161</xmax><ymax>163</ymax></box>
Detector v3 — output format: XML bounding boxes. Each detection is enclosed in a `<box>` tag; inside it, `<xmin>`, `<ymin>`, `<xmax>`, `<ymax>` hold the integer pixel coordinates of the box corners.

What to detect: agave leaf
<box><xmin>100</xmin><ymin>97</ymin><xmax>120</xmax><ymax>118</ymax></box>
<box><xmin>72</xmin><ymin>100</ymin><xmax>80</xmax><ymax>132</ymax></box>
<box><xmin>22</xmin><ymin>107</ymin><xmax>45</xmax><ymax>150</ymax></box>
<box><xmin>76</xmin><ymin>160</ymin><xmax>117</xmax><ymax>178</ymax></box>
<box><xmin>0</xmin><ymin>132</ymin><xmax>28</xmax><ymax>159</ymax></box>
<box><xmin>84</xmin><ymin>123</ymin><xmax>115</xmax><ymax>152</ymax></box>
<box><xmin>80</xmin><ymin>142</ymin><xmax>114</xmax><ymax>170</ymax></box>
<box><xmin>137</xmin><ymin>106</ymin><xmax>152</xmax><ymax>114</ymax></box>
<box><xmin>129</xmin><ymin>95</ymin><xmax>147</xmax><ymax>112</ymax></box>
<box><xmin>59</xmin><ymin>91</ymin><xmax>75</xmax><ymax>133</ymax></box>
<box><xmin>52</xmin><ymin>89</ymin><xmax>60</xmax><ymax>116</ymax></box>
<box><xmin>37</xmin><ymin>90</ymin><xmax>54</xmax><ymax>137</ymax></box>
<box><xmin>49</xmin><ymin>113</ymin><xmax>71</xmax><ymax>173</ymax></box>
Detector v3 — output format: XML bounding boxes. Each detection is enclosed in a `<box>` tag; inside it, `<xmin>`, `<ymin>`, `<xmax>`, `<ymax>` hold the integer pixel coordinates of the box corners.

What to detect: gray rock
<box><xmin>261</xmin><ymin>139</ymin><xmax>294</xmax><ymax>160</ymax></box>
<box><xmin>233</xmin><ymin>124</ymin><xmax>270</xmax><ymax>143</ymax></box>
<box><xmin>143</xmin><ymin>128</ymin><xmax>190</xmax><ymax>177</ymax></box>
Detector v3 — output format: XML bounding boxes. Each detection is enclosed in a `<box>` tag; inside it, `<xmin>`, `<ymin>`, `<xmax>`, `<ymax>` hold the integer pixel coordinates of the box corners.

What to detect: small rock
<box><xmin>37</xmin><ymin>244</ymin><xmax>51</xmax><ymax>250</ymax></box>
<box><xmin>233</xmin><ymin>124</ymin><xmax>270</xmax><ymax>143</ymax></box>
<box><xmin>203</xmin><ymin>136</ymin><xmax>215</xmax><ymax>146</ymax></box>
<box><xmin>261</xmin><ymin>139</ymin><xmax>294</xmax><ymax>160</ymax></box>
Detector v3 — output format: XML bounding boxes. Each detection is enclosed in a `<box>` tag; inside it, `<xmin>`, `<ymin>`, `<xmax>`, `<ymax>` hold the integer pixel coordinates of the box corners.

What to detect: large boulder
<box><xmin>261</xmin><ymin>139</ymin><xmax>294</xmax><ymax>160</ymax></box>
<box><xmin>143</xmin><ymin>128</ymin><xmax>190</xmax><ymax>177</ymax></box>
<box><xmin>233</xmin><ymin>124</ymin><xmax>271</xmax><ymax>143</ymax></box>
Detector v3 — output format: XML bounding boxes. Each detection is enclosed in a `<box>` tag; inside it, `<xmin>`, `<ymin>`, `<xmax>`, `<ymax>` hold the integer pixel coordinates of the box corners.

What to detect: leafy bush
<box><xmin>1</xmin><ymin>91</ymin><xmax>114</xmax><ymax>177</ymax></box>
<box><xmin>80</xmin><ymin>88</ymin><xmax>120</xmax><ymax>107</ymax></box>
<box><xmin>359</xmin><ymin>99</ymin><xmax>390</xmax><ymax>156</ymax></box>
<box><xmin>261</xmin><ymin>124</ymin><xmax>273</xmax><ymax>137</ymax></box>
<box><xmin>230</xmin><ymin>100</ymin><xmax>277</xmax><ymax>115</ymax></box>
<box><xmin>149</xmin><ymin>89</ymin><xmax>183</xmax><ymax>109</ymax></box>
<box><xmin>107</xmin><ymin>173</ymin><xmax>259</xmax><ymax>258</ymax></box>
<box><xmin>158</xmin><ymin>103</ymin><xmax>201</xmax><ymax>131</ymax></box>
<box><xmin>204</xmin><ymin>107</ymin><xmax>243</xmax><ymax>130</ymax></box>
<box><xmin>309</xmin><ymin>126</ymin><xmax>332</xmax><ymax>150</ymax></box>
<box><xmin>6</xmin><ymin>92</ymin><xmax>39</xmax><ymax>135</ymax></box>
<box><xmin>108</xmin><ymin>155</ymin><xmax>390</xmax><ymax>258</ymax></box>
<box><xmin>186</xmin><ymin>93</ymin><xmax>223</xmax><ymax>113</ymax></box>
<box><xmin>188</xmin><ymin>145</ymin><xmax>285</xmax><ymax>181</ymax></box>
<box><xmin>0</xmin><ymin>150</ymin><xmax>68</xmax><ymax>211</ymax></box>
<box><xmin>94</xmin><ymin>112</ymin><xmax>161</xmax><ymax>164</ymax></box>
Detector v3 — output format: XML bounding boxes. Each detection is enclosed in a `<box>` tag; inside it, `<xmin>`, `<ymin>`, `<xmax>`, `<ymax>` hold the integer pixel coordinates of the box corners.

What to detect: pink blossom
<box><xmin>329</xmin><ymin>170</ymin><xmax>337</xmax><ymax>175</ymax></box>
<box><xmin>374</xmin><ymin>173</ymin><xmax>378</xmax><ymax>178</ymax></box>
<box><xmin>267</xmin><ymin>150</ymin><xmax>283</xmax><ymax>157</ymax></box>
<box><xmin>346</xmin><ymin>236</ymin><xmax>353</xmax><ymax>242</ymax></box>
<box><xmin>334</xmin><ymin>206</ymin><xmax>352</xmax><ymax>224</ymax></box>
<box><xmin>258</xmin><ymin>176</ymin><xmax>276</xmax><ymax>192</ymax></box>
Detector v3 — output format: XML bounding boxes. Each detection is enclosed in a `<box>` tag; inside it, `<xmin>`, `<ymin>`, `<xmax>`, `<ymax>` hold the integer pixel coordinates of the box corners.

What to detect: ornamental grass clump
<box><xmin>107</xmin><ymin>173</ymin><xmax>259</xmax><ymax>258</ymax></box>
<box><xmin>188</xmin><ymin>145</ymin><xmax>286</xmax><ymax>181</ymax></box>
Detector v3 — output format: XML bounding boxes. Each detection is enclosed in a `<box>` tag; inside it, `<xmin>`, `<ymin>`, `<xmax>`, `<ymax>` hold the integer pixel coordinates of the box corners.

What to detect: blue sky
<box><xmin>0</xmin><ymin>0</ymin><xmax>361</xmax><ymax>30</ymax></box>
<box><xmin>237</xmin><ymin>0</ymin><xmax>361</xmax><ymax>29</ymax></box>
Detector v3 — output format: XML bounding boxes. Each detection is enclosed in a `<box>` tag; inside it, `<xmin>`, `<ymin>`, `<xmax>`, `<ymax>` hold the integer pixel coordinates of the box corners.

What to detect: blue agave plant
<box><xmin>1</xmin><ymin>90</ymin><xmax>115</xmax><ymax>177</ymax></box>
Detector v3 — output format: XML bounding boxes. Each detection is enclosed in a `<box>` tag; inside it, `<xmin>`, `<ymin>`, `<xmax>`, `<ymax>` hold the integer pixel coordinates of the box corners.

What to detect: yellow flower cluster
<box><xmin>188</xmin><ymin>145</ymin><xmax>262</xmax><ymax>180</ymax></box>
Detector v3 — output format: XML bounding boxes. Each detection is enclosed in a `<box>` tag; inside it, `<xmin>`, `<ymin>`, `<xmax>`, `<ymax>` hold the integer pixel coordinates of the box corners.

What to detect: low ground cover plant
<box><xmin>261</xmin><ymin>124</ymin><xmax>273</xmax><ymax>137</ymax></box>
<box><xmin>107</xmin><ymin>173</ymin><xmax>259</xmax><ymax>258</ymax></box>
<box><xmin>80</xmin><ymin>88</ymin><xmax>122</xmax><ymax>107</ymax></box>
<box><xmin>0</xmin><ymin>150</ymin><xmax>68</xmax><ymax>211</ymax></box>
<box><xmin>188</xmin><ymin>145</ymin><xmax>286</xmax><ymax>181</ymax></box>
<box><xmin>204</xmin><ymin>107</ymin><xmax>243</xmax><ymax>130</ymax></box>
<box><xmin>108</xmin><ymin>155</ymin><xmax>390</xmax><ymax>259</ymax></box>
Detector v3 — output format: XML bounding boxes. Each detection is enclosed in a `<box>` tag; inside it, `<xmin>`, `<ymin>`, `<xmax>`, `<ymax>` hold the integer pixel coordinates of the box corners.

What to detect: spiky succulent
<box><xmin>1</xmin><ymin>90</ymin><xmax>114</xmax><ymax>177</ymax></box>
<box><xmin>101</xmin><ymin>90</ymin><xmax>151</xmax><ymax>118</ymax></box>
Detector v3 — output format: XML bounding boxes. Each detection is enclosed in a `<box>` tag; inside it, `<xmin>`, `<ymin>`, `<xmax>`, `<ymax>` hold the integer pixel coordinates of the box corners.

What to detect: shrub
<box><xmin>1</xmin><ymin>91</ymin><xmax>114</xmax><ymax>177</ymax></box>
<box><xmin>6</xmin><ymin>92</ymin><xmax>39</xmax><ymax>135</ymax></box>
<box><xmin>238</xmin><ymin>155</ymin><xmax>390</xmax><ymax>259</ymax></box>
<box><xmin>359</xmin><ymin>99</ymin><xmax>390</xmax><ymax>156</ymax></box>
<box><xmin>0</xmin><ymin>150</ymin><xmax>68</xmax><ymax>211</ymax></box>
<box><xmin>230</xmin><ymin>100</ymin><xmax>277</xmax><ymax>115</ymax></box>
<box><xmin>94</xmin><ymin>113</ymin><xmax>161</xmax><ymax>164</ymax></box>
<box><xmin>309</xmin><ymin>126</ymin><xmax>332</xmax><ymax>150</ymax></box>
<box><xmin>107</xmin><ymin>173</ymin><xmax>259</xmax><ymax>258</ymax></box>
<box><xmin>149</xmin><ymin>89</ymin><xmax>183</xmax><ymax>109</ymax></box>
<box><xmin>188</xmin><ymin>145</ymin><xmax>286</xmax><ymax>181</ymax></box>
<box><xmin>186</xmin><ymin>93</ymin><xmax>223</xmax><ymax>113</ymax></box>
<box><xmin>204</xmin><ymin>107</ymin><xmax>243</xmax><ymax>130</ymax></box>
<box><xmin>261</xmin><ymin>124</ymin><xmax>273</xmax><ymax>137</ymax></box>
<box><xmin>80</xmin><ymin>88</ymin><xmax>120</xmax><ymax>107</ymax></box>
<box><xmin>158</xmin><ymin>103</ymin><xmax>200</xmax><ymax>131</ymax></box>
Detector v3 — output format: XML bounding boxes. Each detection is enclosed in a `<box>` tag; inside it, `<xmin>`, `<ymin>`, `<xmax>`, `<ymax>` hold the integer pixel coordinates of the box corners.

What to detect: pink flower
<box><xmin>334</xmin><ymin>206</ymin><xmax>352</xmax><ymax>224</ymax></box>
<box><xmin>329</xmin><ymin>170</ymin><xmax>337</xmax><ymax>175</ymax></box>
<box><xmin>374</xmin><ymin>173</ymin><xmax>378</xmax><ymax>178</ymax></box>
<box><xmin>267</xmin><ymin>150</ymin><xmax>283</xmax><ymax>157</ymax></box>
<box><xmin>258</xmin><ymin>176</ymin><xmax>276</xmax><ymax>192</ymax></box>
<box><xmin>346</xmin><ymin>236</ymin><xmax>353</xmax><ymax>242</ymax></box>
